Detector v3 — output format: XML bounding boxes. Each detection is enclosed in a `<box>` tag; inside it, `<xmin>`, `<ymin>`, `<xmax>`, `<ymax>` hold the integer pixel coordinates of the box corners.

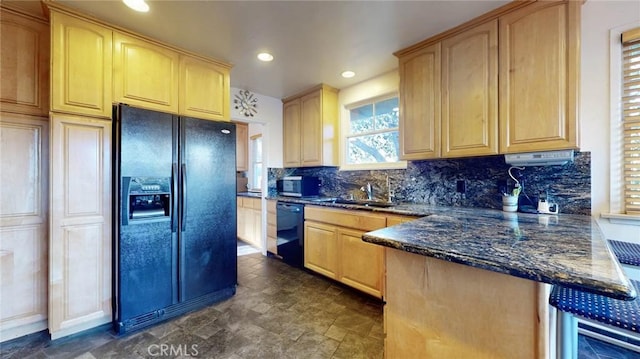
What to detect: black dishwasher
<box><xmin>276</xmin><ymin>202</ymin><xmax>304</xmax><ymax>268</ymax></box>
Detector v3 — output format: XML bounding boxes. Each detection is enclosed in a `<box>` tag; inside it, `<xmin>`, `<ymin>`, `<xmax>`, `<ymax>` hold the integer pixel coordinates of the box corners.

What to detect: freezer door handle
<box><xmin>171</xmin><ymin>163</ymin><xmax>178</xmax><ymax>232</ymax></box>
<box><xmin>181</xmin><ymin>164</ymin><xmax>187</xmax><ymax>231</ymax></box>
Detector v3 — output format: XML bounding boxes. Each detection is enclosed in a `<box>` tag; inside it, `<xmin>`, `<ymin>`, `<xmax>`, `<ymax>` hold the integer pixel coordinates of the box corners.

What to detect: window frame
<box><xmin>603</xmin><ymin>22</ymin><xmax>640</xmax><ymax>225</ymax></box>
<box><xmin>339</xmin><ymin>93</ymin><xmax>407</xmax><ymax>171</ymax></box>
<box><xmin>249</xmin><ymin>133</ymin><xmax>262</xmax><ymax>190</ymax></box>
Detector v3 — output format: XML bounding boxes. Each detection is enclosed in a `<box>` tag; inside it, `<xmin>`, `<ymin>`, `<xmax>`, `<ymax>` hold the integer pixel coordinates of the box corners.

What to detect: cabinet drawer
<box><xmin>305</xmin><ymin>206</ymin><xmax>386</xmax><ymax>232</ymax></box>
<box><xmin>242</xmin><ymin>197</ymin><xmax>261</xmax><ymax>210</ymax></box>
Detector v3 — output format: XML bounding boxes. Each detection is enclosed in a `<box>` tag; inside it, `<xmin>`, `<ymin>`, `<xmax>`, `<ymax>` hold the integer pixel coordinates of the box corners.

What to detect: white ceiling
<box><xmin>19</xmin><ymin>0</ymin><xmax>510</xmax><ymax>99</ymax></box>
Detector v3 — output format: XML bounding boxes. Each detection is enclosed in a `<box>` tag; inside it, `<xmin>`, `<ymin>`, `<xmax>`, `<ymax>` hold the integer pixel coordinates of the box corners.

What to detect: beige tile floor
<box><xmin>0</xmin><ymin>253</ymin><xmax>384</xmax><ymax>359</ymax></box>
<box><xmin>2</xmin><ymin>250</ymin><xmax>636</xmax><ymax>358</ymax></box>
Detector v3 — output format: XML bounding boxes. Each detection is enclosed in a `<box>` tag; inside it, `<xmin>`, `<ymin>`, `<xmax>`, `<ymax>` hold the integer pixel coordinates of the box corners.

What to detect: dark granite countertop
<box><xmin>267</xmin><ymin>195</ymin><xmax>429</xmax><ymax>217</ymax></box>
<box><xmin>270</xmin><ymin>195</ymin><xmax>635</xmax><ymax>300</ymax></box>
<box><xmin>237</xmin><ymin>191</ymin><xmax>263</xmax><ymax>198</ymax></box>
<box><xmin>363</xmin><ymin>207</ymin><xmax>636</xmax><ymax>300</ymax></box>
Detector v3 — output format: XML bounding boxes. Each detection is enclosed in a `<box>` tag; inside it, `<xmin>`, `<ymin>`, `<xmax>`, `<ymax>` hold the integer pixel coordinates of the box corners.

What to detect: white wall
<box><xmin>581</xmin><ymin>0</ymin><xmax>640</xmax><ymax>241</ymax></box>
<box><xmin>230</xmin><ymin>87</ymin><xmax>283</xmax><ymax>169</ymax></box>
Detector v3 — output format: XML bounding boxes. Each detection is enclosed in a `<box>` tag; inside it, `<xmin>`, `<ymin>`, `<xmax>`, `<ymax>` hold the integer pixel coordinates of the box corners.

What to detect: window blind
<box><xmin>622</xmin><ymin>27</ymin><xmax>640</xmax><ymax>214</ymax></box>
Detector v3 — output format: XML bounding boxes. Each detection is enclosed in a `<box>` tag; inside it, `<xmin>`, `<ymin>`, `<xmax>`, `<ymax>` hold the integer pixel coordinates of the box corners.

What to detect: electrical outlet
<box><xmin>456</xmin><ymin>180</ymin><xmax>466</xmax><ymax>193</ymax></box>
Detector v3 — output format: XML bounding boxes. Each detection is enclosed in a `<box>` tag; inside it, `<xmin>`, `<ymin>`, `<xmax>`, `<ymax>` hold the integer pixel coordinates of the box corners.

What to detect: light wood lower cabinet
<box><xmin>0</xmin><ymin>114</ymin><xmax>48</xmax><ymax>342</ymax></box>
<box><xmin>304</xmin><ymin>221</ymin><xmax>339</xmax><ymax>279</ymax></box>
<box><xmin>49</xmin><ymin>113</ymin><xmax>111</xmax><ymax>340</ymax></box>
<box><xmin>338</xmin><ymin>228</ymin><xmax>384</xmax><ymax>297</ymax></box>
<box><xmin>385</xmin><ymin>248</ymin><xmax>549</xmax><ymax>358</ymax></box>
<box><xmin>304</xmin><ymin>206</ymin><xmax>388</xmax><ymax>298</ymax></box>
<box><xmin>266</xmin><ymin>200</ymin><xmax>277</xmax><ymax>254</ymax></box>
<box><xmin>237</xmin><ymin>197</ymin><xmax>262</xmax><ymax>249</ymax></box>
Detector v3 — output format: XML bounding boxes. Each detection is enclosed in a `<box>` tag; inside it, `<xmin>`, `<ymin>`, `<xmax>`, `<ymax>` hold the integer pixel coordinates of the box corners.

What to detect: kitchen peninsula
<box><xmin>361</xmin><ymin>206</ymin><xmax>635</xmax><ymax>359</ymax></box>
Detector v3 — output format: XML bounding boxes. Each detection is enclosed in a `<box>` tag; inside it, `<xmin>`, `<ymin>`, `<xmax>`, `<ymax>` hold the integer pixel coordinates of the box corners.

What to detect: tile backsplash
<box><xmin>268</xmin><ymin>151</ymin><xmax>591</xmax><ymax>215</ymax></box>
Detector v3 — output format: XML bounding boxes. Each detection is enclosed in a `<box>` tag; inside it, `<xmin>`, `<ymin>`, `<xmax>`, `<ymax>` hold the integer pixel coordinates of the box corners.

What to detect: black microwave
<box><xmin>277</xmin><ymin>176</ymin><xmax>320</xmax><ymax>197</ymax></box>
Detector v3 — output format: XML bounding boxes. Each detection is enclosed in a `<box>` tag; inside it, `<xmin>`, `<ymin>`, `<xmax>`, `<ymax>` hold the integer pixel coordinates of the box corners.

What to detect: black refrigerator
<box><xmin>113</xmin><ymin>104</ymin><xmax>237</xmax><ymax>334</ymax></box>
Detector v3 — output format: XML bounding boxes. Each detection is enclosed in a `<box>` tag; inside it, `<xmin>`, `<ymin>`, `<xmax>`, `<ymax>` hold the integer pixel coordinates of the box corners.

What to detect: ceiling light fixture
<box><xmin>341</xmin><ymin>70</ymin><xmax>355</xmax><ymax>78</ymax></box>
<box><xmin>123</xmin><ymin>0</ymin><xmax>149</xmax><ymax>12</ymax></box>
<box><xmin>257</xmin><ymin>52</ymin><xmax>274</xmax><ymax>62</ymax></box>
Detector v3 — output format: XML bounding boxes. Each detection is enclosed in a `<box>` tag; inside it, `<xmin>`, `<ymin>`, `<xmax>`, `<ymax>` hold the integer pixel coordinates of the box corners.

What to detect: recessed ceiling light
<box><xmin>341</xmin><ymin>71</ymin><xmax>355</xmax><ymax>78</ymax></box>
<box><xmin>257</xmin><ymin>52</ymin><xmax>274</xmax><ymax>62</ymax></box>
<box><xmin>123</xmin><ymin>0</ymin><xmax>149</xmax><ymax>12</ymax></box>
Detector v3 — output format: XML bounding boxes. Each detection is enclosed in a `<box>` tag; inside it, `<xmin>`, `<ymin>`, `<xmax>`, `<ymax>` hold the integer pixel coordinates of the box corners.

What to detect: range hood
<box><xmin>504</xmin><ymin>150</ymin><xmax>574</xmax><ymax>167</ymax></box>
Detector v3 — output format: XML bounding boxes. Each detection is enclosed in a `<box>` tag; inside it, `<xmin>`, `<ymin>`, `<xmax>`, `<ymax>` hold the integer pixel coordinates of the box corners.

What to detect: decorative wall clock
<box><xmin>234</xmin><ymin>89</ymin><xmax>258</xmax><ymax>117</ymax></box>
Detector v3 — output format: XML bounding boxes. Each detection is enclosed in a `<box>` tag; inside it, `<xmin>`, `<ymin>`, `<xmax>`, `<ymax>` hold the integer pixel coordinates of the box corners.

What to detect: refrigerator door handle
<box><xmin>181</xmin><ymin>163</ymin><xmax>187</xmax><ymax>231</ymax></box>
<box><xmin>171</xmin><ymin>163</ymin><xmax>178</xmax><ymax>232</ymax></box>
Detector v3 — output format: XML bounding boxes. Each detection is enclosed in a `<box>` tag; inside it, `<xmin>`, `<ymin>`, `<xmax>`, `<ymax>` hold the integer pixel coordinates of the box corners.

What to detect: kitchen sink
<box><xmin>333</xmin><ymin>198</ymin><xmax>395</xmax><ymax>208</ymax></box>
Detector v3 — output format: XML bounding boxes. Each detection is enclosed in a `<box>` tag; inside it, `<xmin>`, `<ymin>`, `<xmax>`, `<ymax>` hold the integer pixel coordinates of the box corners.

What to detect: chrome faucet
<box><xmin>360</xmin><ymin>182</ymin><xmax>373</xmax><ymax>200</ymax></box>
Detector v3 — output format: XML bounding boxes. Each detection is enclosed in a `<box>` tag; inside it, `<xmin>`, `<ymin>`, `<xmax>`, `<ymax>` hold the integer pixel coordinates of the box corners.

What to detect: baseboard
<box><xmin>0</xmin><ymin>319</ymin><xmax>47</xmax><ymax>343</ymax></box>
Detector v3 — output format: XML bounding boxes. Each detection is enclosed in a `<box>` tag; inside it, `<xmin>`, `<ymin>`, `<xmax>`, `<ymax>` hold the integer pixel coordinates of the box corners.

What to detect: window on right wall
<box><xmin>622</xmin><ymin>27</ymin><xmax>640</xmax><ymax>214</ymax></box>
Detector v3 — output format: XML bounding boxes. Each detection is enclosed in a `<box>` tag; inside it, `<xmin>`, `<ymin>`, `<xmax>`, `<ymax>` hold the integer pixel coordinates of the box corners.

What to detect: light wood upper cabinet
<box><xmin>442</xmin><ymin>20</ymin><xmax>498</xmax><ymax>157</ymax></box>
<box><xmin>49</xmin><ymin>113</ymin><xmax>112</xmax><ymax>340</ymax></box>
<box><xmin>235</xmin><ymin>122</ymin><xmax>248</xmax><ymax>171</ymax></box>
<box><xmin>499</xmin><ymin>1</ymin><xmax>580</xmax><ymax>153</ymax></box>
<box><xmin>51</xmin><ymin>10</ymin><xmax>112</xmax><ymax>118</ymax></box>
<box><xmin>179</xmin><ymin>55</ymin><xmax>230</xmax><ymax>121</ymax></box>
<box><xmin>113</xmin><ymin>32</ymin><xmax>179</xmax><ymax>114</ymax></box>
<box><xmin>283</xmin><ymin>100</ymin><xmax>301</xmax><ymax>167</ymax></box>
<box><xmin>283</xmin><ymin>84</ymin><xmax>338</xmax><ymax>168</ymax></box>
<box><xmin>0</xmin><ymin>8</ymin><xmax>49</xmax><ymax>117</ymax></box>
<box><xmin>0</xmin><ymin>114</ymin><xmax>48</xmax><ymax>342</ymax></box>
<box><xmin>396</xmin><ymin>0</ymin><xmax>580</xmax><ymax>159</ymax></box>
<box><xmin>300</xmin><ymin>90</ymin><xmax>323</xmax><ymax>166</ymax></box>
<box><xmin>399</xmin><ymin>43</ymin><xmax>441</xmax><ymax>160</ymax></box>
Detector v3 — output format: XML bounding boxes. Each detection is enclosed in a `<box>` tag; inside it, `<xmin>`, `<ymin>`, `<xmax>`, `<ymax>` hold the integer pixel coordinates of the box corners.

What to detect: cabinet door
<box><xmin>179</xmin><ymin>55</ymin><xmax>230</xmax><ymax>121</ymax></box>
<box><xmin>235</xmin><ymin>122</ymin><xmax>248</xmax><ymax>171</ymax></box>
<box><xmin>237</xmin><ymin>197</ymin><xmax>247</xmax><ymax>241</ymax></box>
<box><xmin>49</xmin><ymin>113</ymin><xmax>111</xmax><ymax>340</ymax></box>
<box><xmin>283</xmin><ymin>100</ymin><xmax>301</xmax><ymax>167</ymax></box>
<box><xmin>266</xmin><ymin>200</ymin><xmax>277</xmax><ymax>254</ymax></box>
<box><xmin>499</xmin><ymin>1</ymin><xmax>580</xmax><ymax>153</ymax></box>
<box><xmin>300</xmin><ymin>90</ymin><xmax>322</xmax><ymax>166</ymax></box>
<box><xmin>0</xmin><ymin>9</ymin><xmax>49</xmax><ymax>116</ymax></box>
<box><xmin>303</xmin><ymin>221</ymin><xmax>338</xmax><ymax>279</ymax></box>
<box><xmin>51</xmin><ymin>11</ymin><xmax>112</xmax><ymax>118</ymax></box>
<box><xmin>113</xmin><ymin>32</ymin><xmax>179</xmax><ymax>114</ymax></box>
<box><xmin>399</xmin><ymin>43</ymin><xmax>441</xmax><ymax>160</ymax></box>
<box><xmin>251</xmin><ymin>204</ymin><xmax>262</xmax><ymax>250</ymax></box>
<box><xmin>338</xmin><ymin>228</ymin><xmax>384</xmax><ymax>298</ymax></box>
<box><xmin>442</xmin><ymin>20</ymin><xmax>498</xmax><ymax>157</ymax></box>
<box><xmin>0</xmin><ymin>114</ymin><xmax>48</xmax><ymax>341</ymax></box>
